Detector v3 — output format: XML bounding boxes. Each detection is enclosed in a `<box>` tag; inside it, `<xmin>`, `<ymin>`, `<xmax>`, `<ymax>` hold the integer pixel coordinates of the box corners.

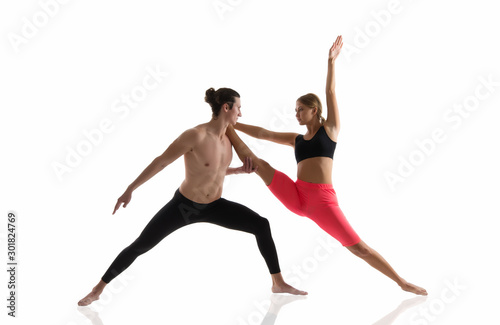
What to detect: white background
<box><xmin>1</xmin><ymin>0</ymin><xmax>499</xmax><ymax>324</ymax></box>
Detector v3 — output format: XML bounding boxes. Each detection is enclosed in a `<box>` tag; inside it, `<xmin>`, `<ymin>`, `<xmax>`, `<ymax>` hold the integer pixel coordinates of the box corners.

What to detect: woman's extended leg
<box><xmin>346</xmin><ymin>240</ymin><xmax>427</xmax><ymax>295</ymax></box>
<box><xmin>226</xmin><ymin>127</ymin><xmax>427</xmax><ymax>295</ymax></box>
<box><xmin>226</xmin><ymin>125</ymin><xmax>275</xmax><ymax>185</ymax></box>
<box><xmin>226</xmin><ymin>126</ymin><xmax>304</xmax><ymax>215</ymax></box>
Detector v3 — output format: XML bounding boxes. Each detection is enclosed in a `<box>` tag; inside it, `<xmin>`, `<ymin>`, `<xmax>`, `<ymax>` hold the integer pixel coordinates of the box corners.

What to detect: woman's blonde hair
<box><xmin>297</xmin><ymin>93</ymin><xmax>325</xmax><ymax>124</ymax></box>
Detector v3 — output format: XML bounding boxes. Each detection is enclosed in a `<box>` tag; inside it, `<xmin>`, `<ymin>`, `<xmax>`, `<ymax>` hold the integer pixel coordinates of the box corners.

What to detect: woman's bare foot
<box><xmin>272</xmin><ymin>283</ymin><xmax>308</xmax><ymax>295</ymax></box>
<box><xmin>400</xmin><ymin>281</ymin><xmax>428</xmax><ymax>296</ymax></box>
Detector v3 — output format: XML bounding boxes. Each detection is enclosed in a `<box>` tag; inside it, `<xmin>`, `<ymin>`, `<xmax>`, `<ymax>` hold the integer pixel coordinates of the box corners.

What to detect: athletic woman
<box><xmin>78</xmin><ymin>87</ymin><xmax>307</xmax><ymax>306</ymax></box>
<box><xmin>226</xmin><ymin>36</ymin><xmax>427</xmax><ymax>296</ymax></box>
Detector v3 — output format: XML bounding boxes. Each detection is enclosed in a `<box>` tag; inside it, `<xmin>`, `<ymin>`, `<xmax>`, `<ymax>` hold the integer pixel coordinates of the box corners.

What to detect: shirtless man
<box><xmin>78</xmin><ymin>87</ymin><xmax>307</xmax><ymax>306</ymax></box>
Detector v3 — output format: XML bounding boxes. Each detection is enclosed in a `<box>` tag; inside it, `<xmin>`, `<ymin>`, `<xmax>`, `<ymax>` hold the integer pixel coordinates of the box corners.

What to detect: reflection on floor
<box><xmin>77</xmin><ymin>294</ymin><xmax>426</xmax><ymax>325</ymax></box>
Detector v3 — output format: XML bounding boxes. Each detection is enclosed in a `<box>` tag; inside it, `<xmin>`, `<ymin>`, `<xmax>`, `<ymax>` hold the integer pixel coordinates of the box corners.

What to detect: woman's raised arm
<box><xmin>324</xmin><ymin>35</ymin><xmax>343</xmax><ymax>133</ymax></box>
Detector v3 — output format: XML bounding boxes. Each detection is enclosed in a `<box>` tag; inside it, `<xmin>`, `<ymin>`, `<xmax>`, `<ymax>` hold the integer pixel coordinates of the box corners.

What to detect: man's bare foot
<box><xmin>78</xmin><ymin>289</ymin><xmax>102</xmax><ymax>306</ymax></box>
<box><xmin>272</xmin><ymin>283</ymin><xmax>308</xmax><ymax>295</ymax></box>
<box><xmin>400</xmin><ymin>281</ymin><xmax>428</xmax><ymax>296</ymax></box>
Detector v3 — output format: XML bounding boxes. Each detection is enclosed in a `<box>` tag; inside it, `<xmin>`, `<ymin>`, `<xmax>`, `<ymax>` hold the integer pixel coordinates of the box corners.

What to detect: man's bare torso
<box><xmin>179</xmin><ymin>123</ymin><xmax>232</xmax><ymax>204</ymax></box>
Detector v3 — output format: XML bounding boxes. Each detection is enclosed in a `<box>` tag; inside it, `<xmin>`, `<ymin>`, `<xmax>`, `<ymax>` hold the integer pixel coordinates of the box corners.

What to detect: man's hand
<box><xmin>227</xmin><ymin>157</ymin><xmax>259</xmax><ymax>175</ymax></box>
<box><xmin>113</xmin><ymin>190</ymin><xmax>132</xmax><ymax>215</ymax></box>
<box><xmin>241</xmin><ymin>156</ymin><xmax>258</xmax><ymax>173</ymax></box>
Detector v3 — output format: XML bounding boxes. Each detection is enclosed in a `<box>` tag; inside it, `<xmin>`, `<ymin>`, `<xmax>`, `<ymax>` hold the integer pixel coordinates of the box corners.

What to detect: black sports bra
<box><xmin>294</xmin><ymin>126</ymin><xmax>336</xmax><ymax>163</ymax></box>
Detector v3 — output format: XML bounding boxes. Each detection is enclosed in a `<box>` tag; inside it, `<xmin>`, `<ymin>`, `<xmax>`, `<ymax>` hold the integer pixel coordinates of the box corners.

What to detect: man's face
<box><xmin>229</xmin><ymin>97</ymin><xmax>242</xmax><ymax>125</ymax></box>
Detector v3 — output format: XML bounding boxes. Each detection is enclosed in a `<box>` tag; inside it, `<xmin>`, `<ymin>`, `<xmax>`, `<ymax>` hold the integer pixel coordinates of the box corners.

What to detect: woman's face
<box><xmin>295</xmin><ymin>101</ymin><xmax>316</xmax><ymax>125</ymax></box>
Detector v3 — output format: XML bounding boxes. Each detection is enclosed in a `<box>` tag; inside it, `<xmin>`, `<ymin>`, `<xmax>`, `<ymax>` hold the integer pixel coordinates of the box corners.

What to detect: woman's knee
<box><xmin>255</xmin><ymin>158</ymin><xmax>275</xmax><ymax>185</ymax></box>
<box><xmin>346</xmin><ymin>241</ymin><xmax>372</xmax><ymax>258</ymax></box>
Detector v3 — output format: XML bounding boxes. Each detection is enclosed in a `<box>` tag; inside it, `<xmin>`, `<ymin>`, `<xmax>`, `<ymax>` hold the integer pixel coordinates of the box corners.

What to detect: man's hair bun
<box><xmin>204</xmin><ymin>87</ymin><xmax>240</xmax><ymax>118</ymax></box>
<box><xmin>205</xmin><ymin>87</ymin><xmax>217</xmax><ymax>106</ymax></box>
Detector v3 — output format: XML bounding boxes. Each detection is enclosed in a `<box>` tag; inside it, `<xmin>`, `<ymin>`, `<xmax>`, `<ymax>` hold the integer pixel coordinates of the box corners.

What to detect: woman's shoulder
<box><xmin>321</xmin><ymin>124</ymin><xmax>338</xmax><ymax>143</ymax></box>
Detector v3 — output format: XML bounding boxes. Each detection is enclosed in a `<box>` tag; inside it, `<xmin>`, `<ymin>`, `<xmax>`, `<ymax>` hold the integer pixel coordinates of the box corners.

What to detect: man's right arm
<box><xmin>127</xmin><ymin>128</ymin><xmax>200</xmax><ymax>192</ymax></box>
<box><xmin>113</xmin><ymin>128</ymin><xmax>201</xmax><ymax>214</ymax></box>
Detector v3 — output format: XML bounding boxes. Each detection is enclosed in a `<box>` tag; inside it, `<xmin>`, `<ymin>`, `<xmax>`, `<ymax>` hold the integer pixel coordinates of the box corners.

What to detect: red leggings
<box><xmin>268</xmin><ymin>170</ymin><xmax>361</xmax><ymax>247</ymax></box>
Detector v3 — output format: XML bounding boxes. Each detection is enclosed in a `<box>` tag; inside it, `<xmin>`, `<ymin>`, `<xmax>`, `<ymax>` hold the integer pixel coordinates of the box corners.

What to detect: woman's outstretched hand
<box><xmin>329</xmin><ymin>35</ymin><xmax>343</xmax><ymax>61</ymax></box>
<box><xmin>113</xmin><ymin>190</ymin><xmax>132</xmax><ymax>215</ymax></box>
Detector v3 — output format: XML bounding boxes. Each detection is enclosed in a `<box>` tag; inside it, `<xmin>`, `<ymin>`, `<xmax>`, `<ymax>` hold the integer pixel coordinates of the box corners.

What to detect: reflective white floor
<box><xmin>76</xmin><ymin>294</ymin><xmax>429</xmax><ymax>325</ymax></box>
<box><xmin>2</xmin><ymin>217</ymin><xmax>498</xmax><ymax>324</ymax></box>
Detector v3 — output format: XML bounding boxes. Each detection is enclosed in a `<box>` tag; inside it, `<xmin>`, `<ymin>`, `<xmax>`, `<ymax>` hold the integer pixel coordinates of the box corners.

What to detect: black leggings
<box><xmin>101</xmin><ymin>189</ymin><xmax>281</xmax><ymax>283</ymax></box>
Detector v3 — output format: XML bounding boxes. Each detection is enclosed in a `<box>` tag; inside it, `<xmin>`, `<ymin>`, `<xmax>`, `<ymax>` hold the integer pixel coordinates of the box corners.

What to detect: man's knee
<box><xmin>253</xmin><ymin>216</ymin><xmax>271</xmax><ymax>234</ymax></box>
<box><xmin>129</xmin><ymin>238</ymin><xmax>154</xmax><ymax>256</ymax></box>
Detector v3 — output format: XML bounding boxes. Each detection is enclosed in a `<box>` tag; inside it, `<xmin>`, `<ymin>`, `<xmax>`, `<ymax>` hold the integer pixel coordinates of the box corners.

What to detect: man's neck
<box><xmin>206</xmin><ymin>118</ymin><xmax>229</xmax><ymax>139</ymax></box>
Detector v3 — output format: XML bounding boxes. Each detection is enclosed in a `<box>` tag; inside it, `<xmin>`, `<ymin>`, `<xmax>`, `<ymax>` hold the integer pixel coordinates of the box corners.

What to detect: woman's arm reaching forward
<box><xmin>235</xmin><ymin>122</ymin><xmax>298</xmax><ymax>147</ymax></box>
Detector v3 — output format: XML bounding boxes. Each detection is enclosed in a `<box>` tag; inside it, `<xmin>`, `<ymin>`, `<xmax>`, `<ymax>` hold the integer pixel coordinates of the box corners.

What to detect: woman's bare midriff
<box><xmin>297</xmin><ymin>157</ymin><xmax>333</xmax><ymax>184</ymax></box>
